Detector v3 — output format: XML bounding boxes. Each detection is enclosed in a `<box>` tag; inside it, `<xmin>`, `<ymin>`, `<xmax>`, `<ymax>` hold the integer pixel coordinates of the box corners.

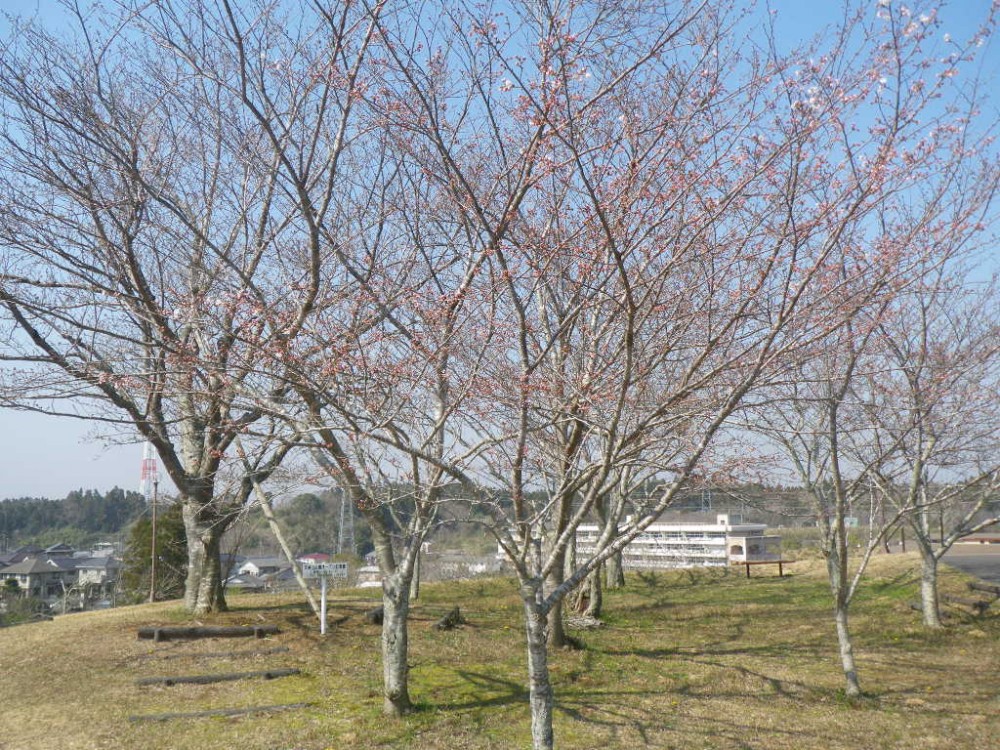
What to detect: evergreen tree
<box><xmin>121</xmin><ymin>503</ymin><xmax>187</xmax><ymax>602</ymax></box>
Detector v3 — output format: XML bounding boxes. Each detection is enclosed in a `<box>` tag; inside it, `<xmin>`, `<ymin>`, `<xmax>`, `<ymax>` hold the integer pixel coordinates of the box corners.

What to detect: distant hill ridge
<box><xmin>0</xmin><ymin>488</ymin><xmax>146</xmax><ymax>549</ymax></box>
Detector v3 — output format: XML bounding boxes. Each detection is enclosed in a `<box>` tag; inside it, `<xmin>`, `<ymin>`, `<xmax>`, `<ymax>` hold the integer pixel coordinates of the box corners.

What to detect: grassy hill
<box><xmin>1</xmin><ymin>553</ymin><xmax>997</xmax><ymax>749</ymax></box>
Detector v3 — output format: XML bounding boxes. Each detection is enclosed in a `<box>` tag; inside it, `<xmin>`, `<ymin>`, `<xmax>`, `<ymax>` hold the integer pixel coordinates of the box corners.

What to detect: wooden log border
<box><xmin>136</xmin><ymin>667</ymin><xmax>300</xmax><ymax>687</ymax></box>
<box><xmin>942</xmin><ymin>594</ymin><xmax>992</xmax><ymax>614</ymax></box>
<box><xmin>968</xmin><ymin>581</ymin><xmax>1000</xmax><ymax>597</ymax></box>
<box><xmin>137</xmin><ymin>625</ymin><xmax>280</xmax><ymax>641</ymax></box>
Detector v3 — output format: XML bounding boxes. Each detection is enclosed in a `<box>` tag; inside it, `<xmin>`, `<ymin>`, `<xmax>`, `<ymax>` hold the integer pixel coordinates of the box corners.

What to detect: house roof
<box><xmin>45</xmin><ymin>556</ymin><xmax>81</xmax><ymax>572</ymax></box>
<box><xmin>44</xmin><ymin>543</ymin><xmax>76</xmax><ymax>555</ymax></box>
<box><xmin>0</xmin><ymin>557</ymin><xmax>68</xmax><ymax>575</ymax></box>
<box><xmin>241</xmin><ymin>556</ymin><xmax>288</xmax><ymax>569</ymax></box>
<box><xmin>297</xmin><ymin>552</ymin><xmax>332</xmax><ymax>562</ymax></box>
<box><xmin>7</xmin><ymin>545</ymin><xmax>43</xmax><ymax>563</ymax></box>
<box><xmin>13</xmin><ymin>544</ymin><xmax>43</xmax><ymax>554</ymax></box>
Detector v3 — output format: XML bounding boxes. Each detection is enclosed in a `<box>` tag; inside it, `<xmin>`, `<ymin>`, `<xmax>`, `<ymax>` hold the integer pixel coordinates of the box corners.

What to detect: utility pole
<box><xmin>337</xmin><ymin>491</ymin><xmax>355</xmax><ymax>557</ymax></box>
<box><xmin>140</xmin><ymin>442</ymin><xmax>160</xmax><ymax>603</ymax></box>
<box><xmin>149</xmin><ymin>476</ymin><xmax>159</xmax><ymax>603</ymax></box>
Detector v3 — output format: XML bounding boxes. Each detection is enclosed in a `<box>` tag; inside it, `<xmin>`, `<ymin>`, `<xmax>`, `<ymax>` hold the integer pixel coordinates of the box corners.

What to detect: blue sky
<box><xmin>0</xmin><ymin>0</ymin><xmax>997</xmax><ymax>499</ymax></box>
<box><xmin>0</xmin><ymin>4</ymin><xmax>154</xmax><ymax>499</ymax></box>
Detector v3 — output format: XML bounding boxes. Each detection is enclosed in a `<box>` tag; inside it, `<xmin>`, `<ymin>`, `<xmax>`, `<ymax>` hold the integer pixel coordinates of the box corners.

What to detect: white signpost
<box><xmin>301</xmin><ymin>562</ymin><xmax>349</xmax><ymax>635</ymax></box>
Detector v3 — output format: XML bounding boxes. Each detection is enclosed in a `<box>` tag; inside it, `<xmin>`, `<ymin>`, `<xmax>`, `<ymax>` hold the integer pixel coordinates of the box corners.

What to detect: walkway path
<box><xmin>943</xmin><ymin>544</ymin><xmax>1000</xmax><ymax>584</ymax></box>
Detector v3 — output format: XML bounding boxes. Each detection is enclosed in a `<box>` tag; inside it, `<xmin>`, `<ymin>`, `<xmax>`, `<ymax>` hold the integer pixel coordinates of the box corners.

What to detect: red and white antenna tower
<box><xmin>140</xmin><ymin>441</ymin><xmax>159</xmax><ymax>500</ymax></box>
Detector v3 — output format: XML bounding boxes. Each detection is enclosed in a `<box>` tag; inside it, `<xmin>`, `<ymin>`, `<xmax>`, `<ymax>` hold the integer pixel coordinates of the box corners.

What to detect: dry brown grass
<box><xmin>0</xmin><ymin>552</ymin><xmax>997</xmax><ymax>749</ymax></box>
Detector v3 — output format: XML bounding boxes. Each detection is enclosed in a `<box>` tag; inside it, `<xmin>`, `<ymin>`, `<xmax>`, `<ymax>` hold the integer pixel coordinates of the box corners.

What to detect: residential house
<box><xmin>76</xmin><ymin>557</ymin><xmax>121</xmax><ymax>596</ymax></box>
<box><xmin>264</xmin><ymin>565</ymin><xmax>301</xmax><ymax>592</ymax></box>
<box><xmin>0</xmin><ymin>556</ymin><xmax>77</xmax><ymax>599</ymax></box>
<box><xmin>238</xmin><ymin>556</ymin><xmax>289</xmax><ymax>578</ymax></box>
<box><xmin>220</xmin><ymin>552</ymin><xmax>247</xmax><ymax>578</ymax></box>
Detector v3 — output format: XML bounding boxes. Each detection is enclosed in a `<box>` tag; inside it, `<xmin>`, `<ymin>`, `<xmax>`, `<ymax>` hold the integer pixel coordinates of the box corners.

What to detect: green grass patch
<box><xmin>0</xmin><ymin>552</ymin><xmax>997</xmax><ymax>749</ymax></box>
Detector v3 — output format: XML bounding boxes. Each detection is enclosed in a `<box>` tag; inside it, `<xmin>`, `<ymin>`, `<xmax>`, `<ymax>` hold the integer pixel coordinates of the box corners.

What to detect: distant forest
<box><xmin>0</xmin><ymin>488</ymin><xmax>147</xmax><ymax>550</ymax></box>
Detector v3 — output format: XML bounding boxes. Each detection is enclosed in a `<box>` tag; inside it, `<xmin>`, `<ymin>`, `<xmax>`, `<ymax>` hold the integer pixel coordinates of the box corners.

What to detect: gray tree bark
<box><xmin>605</xmin><ymin>551</ymin><xmax>625</xmax><ymax>589</ymax></box>
<box><xmin>918</xmin><ymin>546</ymin><xmax>943</xmax><ymax>628</ymax></box>
<box><xmin>834</xmin><ymin>603</ymin><xmax>861</xmax><ymax>697</ymax></box>
<box><xmin>381</xmin><ymin>571</ymin><xmax>413</xmax><ymax>716</ymax></box>
<box><xmin>545</xmin><ymin>548</ymin><xmax>567</xmax><ymax>648</ymax></box>
<box><xmin>181</xmin><ymin>500</ymin><xmax>227</xmax><ymax>615</ymax></box>
<box><xmin>409</xmin><ymin>548</ymin><xmax>421</xmax><ymax>601</ymax></box>
<box><xmin>524</xmin><ymin>596</ymin><xmax>554</xmax><ymax>750</ymax></box>
<box><xmin>827</xmin><ymin>539</ymin><xmax>861</xmax><ymax>698</ymax></box>
<box><xmin>585</xmin><ymin>563</ymin><xmax>603</xmax><ymax>619</ymax></box>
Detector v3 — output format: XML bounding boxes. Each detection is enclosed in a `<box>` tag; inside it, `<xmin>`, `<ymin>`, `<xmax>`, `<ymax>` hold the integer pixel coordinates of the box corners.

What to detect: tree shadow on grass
<box><xmin>600</xmin><ymin>639</ymin><xmax>825</xmax><ymax>662</ymax></box>
<box><xmin>674</xmin><ymin>655</ymin><xmax>829</xmax><ymax>701</ymax></box>
<box><xmin>591</xmin><ymin>632</ymin><xmax>838</xmax><ymax>705</ymax></box>
<box><xmin>431</xmin><ymin>669</ymin><xmax>528</xmax><ymax>710</ymax></box>
<box><xmin>547</xmin><ymin>676</ymin><xmax>844</xmax><ymax>747</ymax></box>
<box><xmin>423</xmin><ymin>660</ymin><xmax>869</xmax><ymax>748</ymax></box>
<box><xmin>432</xmin><ymin>669</ymin><xmax>675</xmax><ymax>745</ymax></box>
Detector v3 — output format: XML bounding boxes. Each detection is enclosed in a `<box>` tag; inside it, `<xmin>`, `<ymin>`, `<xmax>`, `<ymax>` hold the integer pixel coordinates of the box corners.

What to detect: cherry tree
<box><xmin>867</xmin><ymin>270</ymin><xmax>1000</xmax><ymax>628</ymax></box>
<box><xmin>0</xmin><ymin>0</ymin><xmax>376</xmax><ymax>613</ymax></box>
<box><xmin>279</xmin><ymin>115</ymin><xmax>521</xmax><ymax>714</ymax></box>
<box><xmin>751</xmin><ymin>316</ymin><xmax>908</xmax><ymax>697</ymax></box>
<box><xmin>107</xmin><ymin>3</ymin><xmax>447</xmax><ymax>712</ymax></box>
<box><xmin>106</xmin><ymin>0</ymin><xmax>497</xmax><ymax>716</ymax></box>
<box><xmin>1</xmin><ymin>3</ymin><xmax>996</xmax><ymax>748</ymax></box>
<box><xmin>359</xmin><ymin>0</ymin><xmax>1000</xmax><ymax>744</ymax></box>
<box><xmin>748</xmin><ymin>5</ymin><xmax>1000</xmax><ymax>690</ymax></box>
<box><xmin>312</xmin><ymin>1</ymin><xmax>946</xmax><ymax>745</ymax></box>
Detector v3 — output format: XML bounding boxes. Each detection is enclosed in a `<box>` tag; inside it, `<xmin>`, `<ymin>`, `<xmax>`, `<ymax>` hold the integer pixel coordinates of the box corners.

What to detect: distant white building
<box><xmin>90</xmin><ymin>542</ymin><xmax>117</xmax><ymax>558</ymax></box>
<box><xmin>576</xmin><ymin>514</ymin><xmax>782</xmax><ymax>570</ymax></box>
<box><xmin>238</xmin><ymin>556</ymin><xmax>288</xmax><ymax>577</ymax></box>
<box><xmin>355</xmin><ymin>565</ymin><xmax>382</xmax><ymax>588</ymax></box>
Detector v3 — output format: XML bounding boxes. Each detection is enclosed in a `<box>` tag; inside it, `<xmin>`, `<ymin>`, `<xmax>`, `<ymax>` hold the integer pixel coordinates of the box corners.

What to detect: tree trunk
<box><xmin>382</xmin><ymin>572</ymin><xmax>413</xmax><ymax>716</ymax></box>
<box><xmin>181</xmin><ymin>500</ymin><xmax>227</xmax><ymax>615</ymax></box>
<box><xmin>585</xmin><ymin>563</ymin><xmax>603</xmax><ymax>619</ymax></box>
<box><xmin>825</xmin><ymin>530</ymin><xmax>860</xmax><ymax>698</ymax></box>
<box><xmin>409</xmin><ymin>547</ymin><xmax>421</xmax><ymax>601</ymax></box>
<box><xmin>250</xmin><ymin>478</ymin><xmax>320</xmax><ymax>617</ymax></box>
<box><xmin>564</xmin><ymin>533</ymin><xmax>576</xmax><ymax>577</ymax></box>
<box><xmin>606</xmin><ymin>550</ymin><xmax>625</xmax><ymax>589</ymax></box>
<box><xmin>360</xmin><ymin>503</ymin><xmax>417</xmax><ymax>717</ymax></box>
<box><xmin>880</xmin><ymin>506</ymin><xmax>891</xmax><ymax>554</ymax></box>
<box><xmin>918</xmin><ymin>548</ymin><xmax>943</xmax><ymax>628</ymax></box>
<box><xmin>834</xmin><ymin>603</ymin><xmax>861</xmax><ymax>697</ymax></box>
<box><xmin>545</xmin><ymin>549</ymin><xmax>567</xmax><ymax>648</ymax></box>
<box><xmin>524</xmin><ymin>598</ymin><xmax>554</xmax><ymax>750</ymax></box>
